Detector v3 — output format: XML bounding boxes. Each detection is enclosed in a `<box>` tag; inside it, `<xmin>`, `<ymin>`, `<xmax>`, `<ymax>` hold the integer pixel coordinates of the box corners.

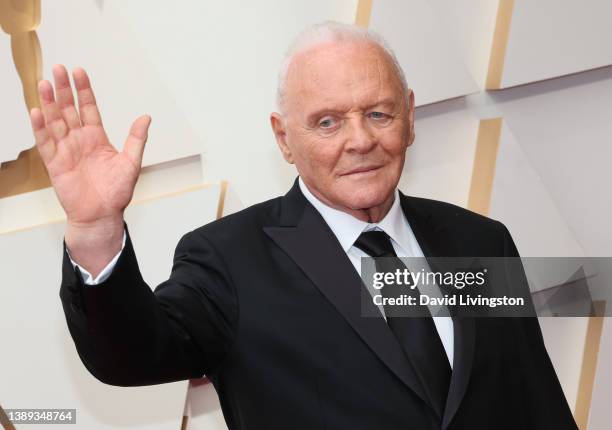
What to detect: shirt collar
<box><xmin>298</xmin><ymin>177</ymin><xmax>412</xmax><ymax>254</ymax></box>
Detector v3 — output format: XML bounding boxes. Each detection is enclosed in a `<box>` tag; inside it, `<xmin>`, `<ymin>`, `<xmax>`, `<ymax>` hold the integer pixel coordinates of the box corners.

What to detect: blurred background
<box><xmin>1</xmin><ymin>1</ymin><xmax>611</xmax><ymax>429</ymax></box>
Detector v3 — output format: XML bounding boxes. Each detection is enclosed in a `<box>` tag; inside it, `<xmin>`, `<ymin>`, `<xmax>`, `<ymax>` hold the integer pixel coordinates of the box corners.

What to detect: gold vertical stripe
<box><xmin>0</xmin><ymin>404</ymin><xmax>16</xmax><ymax>430</ymax></box>
<box><xmin>485</xmin><ymin>0</ymin><xmax>515</xmax><ymax>90</ymax></box>
<box><xmin>355</xmin><ymin>0</ymin><xmax>373</xmax><ymax>27</ymax></box>
<box><xmin>216</xmin><ymin>180</ymin><xmax>229</xmax><ymax>219</ymax></box>
<box><xmin>575</xmin><ymin>301</ymin><xmax>607</xmax><ymax>430</ymax></box>
<box><xmin>467</xmin><ymin>118</ymin><xmax>502</xmax><ymax>216</ymax></box>
<box><xmin>180</xmin><ymin>415</ymin><xmax>189</xmax><ymax>430</ymax></box>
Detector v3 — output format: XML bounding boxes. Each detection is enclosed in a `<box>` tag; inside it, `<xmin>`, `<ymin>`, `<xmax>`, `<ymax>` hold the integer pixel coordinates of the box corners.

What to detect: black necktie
<box><xmin>354</xmin><ymin>230</ymin><xmax>451</xmax><ymax>416</ymax></box>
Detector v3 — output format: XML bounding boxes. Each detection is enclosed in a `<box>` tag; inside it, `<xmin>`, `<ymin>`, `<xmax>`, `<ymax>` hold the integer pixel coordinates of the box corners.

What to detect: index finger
<box><xmin>72</xmin><ymin>67</ymin><xmax>102</xmax><ymax>126</ymax></box>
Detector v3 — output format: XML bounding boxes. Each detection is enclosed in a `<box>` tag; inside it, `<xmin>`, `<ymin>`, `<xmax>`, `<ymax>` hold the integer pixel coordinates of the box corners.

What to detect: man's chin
<box><xmin>336</xmin><ymin>189</ymin><xmax>394</xmax><ymax>212</ymax></box>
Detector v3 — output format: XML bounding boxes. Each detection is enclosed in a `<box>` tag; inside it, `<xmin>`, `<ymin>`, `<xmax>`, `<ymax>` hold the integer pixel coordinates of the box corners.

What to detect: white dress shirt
<box><xmin>67</xmin><ymin>230</ymin><xmax>126</xmax><ymax>285</ymax></box>
<box><xmin>298</xmin><ymin>178</ymin><xmax>454</xmax><ymax>367</ymax></box>
<box><xmin>68</xmin><ymin>178</ymin><xmax>454</xmax><ymax>366</ymax></box>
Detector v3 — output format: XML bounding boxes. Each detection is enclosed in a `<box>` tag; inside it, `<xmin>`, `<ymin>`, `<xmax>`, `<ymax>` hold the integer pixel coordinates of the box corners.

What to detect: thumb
<box><xmin>123</xmin><ymin>115</ymin><xmax>151</xmax><ymax>167</ymax></box>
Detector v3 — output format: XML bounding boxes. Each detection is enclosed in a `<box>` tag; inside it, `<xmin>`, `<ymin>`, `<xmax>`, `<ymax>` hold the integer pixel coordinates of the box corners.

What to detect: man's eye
<box><xmin>368</xmin><ymin>111</ymin><xmax>388</xmax><ymax>119</ymax></box>
<box><xmin>319</xmin><ymin>118</ymin><xmax>336</xmax><ymax>128</ymax></box>
<box><xmin>367</xmin><ymin>111</ymin><xmax>393</xmax><ymax>125</ymax></box>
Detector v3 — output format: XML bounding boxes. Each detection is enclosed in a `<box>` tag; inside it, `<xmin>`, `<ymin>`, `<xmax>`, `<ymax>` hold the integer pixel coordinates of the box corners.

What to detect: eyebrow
<box><xmin>305</xmin><ymin>98</ymin><xmax>398</xmax><ymax>124</ymax></box>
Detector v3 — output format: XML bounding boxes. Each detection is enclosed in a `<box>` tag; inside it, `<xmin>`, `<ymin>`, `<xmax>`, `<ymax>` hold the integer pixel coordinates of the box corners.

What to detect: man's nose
<box><xmin>345</xmin><ymin>116</ymin><xmax>377</xmax><ymax>153</ymax></box>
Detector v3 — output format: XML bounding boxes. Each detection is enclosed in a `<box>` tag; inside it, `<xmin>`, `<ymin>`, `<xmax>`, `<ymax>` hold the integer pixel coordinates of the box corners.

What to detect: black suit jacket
<box><xmin>60</xmin><ymin>178</ymin><xmax>577</xmax><ymax>429</ymax></box>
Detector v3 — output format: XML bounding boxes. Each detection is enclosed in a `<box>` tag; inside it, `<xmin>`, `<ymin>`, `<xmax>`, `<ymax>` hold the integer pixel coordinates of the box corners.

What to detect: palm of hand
<box><xmin>50</xmin><ymin>125</ymin><xmax>138</xmax><ymax>224</ymax></box>
<box><xmin>29</xmin><ymin>65</ymin><xmax>151</xmax><ymax>225</ymax></box>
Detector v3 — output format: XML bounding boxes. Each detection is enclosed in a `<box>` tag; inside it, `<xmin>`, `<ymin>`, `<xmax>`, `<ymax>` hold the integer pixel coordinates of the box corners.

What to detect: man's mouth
<box><xmin>341</xmin><ymin>165</ymin><xmax>383</xmax><ymax>176</ymax></box>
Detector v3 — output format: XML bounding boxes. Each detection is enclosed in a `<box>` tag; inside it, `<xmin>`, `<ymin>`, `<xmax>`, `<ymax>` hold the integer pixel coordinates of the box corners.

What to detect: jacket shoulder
<box><xmin>402</xmin><ymin>195</ymin><xmax>518</xmax><ymax>256</ymax></box>
<box><xmin>403</xmin><ymin>194</ymin><xmax>507</xmax><ymax>234</ymax></box>
<box><xmin>180</xmin><ymin>195</ymin><xmax>283</xmax><ymax>244</ymax></box>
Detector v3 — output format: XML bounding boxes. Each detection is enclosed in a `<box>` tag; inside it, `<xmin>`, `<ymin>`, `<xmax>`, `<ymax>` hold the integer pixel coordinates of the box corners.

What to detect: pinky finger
<box><xmin>30</xmin><ymin>107</ymin><xmax>56</xmax><ymax>164</ymax></box>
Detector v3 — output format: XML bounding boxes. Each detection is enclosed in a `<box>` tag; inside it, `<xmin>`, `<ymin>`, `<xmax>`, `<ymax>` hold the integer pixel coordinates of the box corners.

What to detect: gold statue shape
<box><xmin>1</xmin><ymin>0</ymin><xmax>43</xmax><ymax>111</ymax></box>
<box><xmin>0</xmin><ymin>0</ymin><xmax>50</xmax><ymax>197</ymax></box>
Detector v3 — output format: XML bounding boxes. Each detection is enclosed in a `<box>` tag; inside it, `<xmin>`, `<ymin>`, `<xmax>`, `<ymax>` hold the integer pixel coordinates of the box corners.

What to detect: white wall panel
<box><xmin>400</xmin><ymin>106</ymin><xmax>479</xmax><ymax>207</ymax></box>
<box><xmin>185</xmin><ymin>382</ymin><xmax>227</xmax><ymax>430</ymax></box>
<box><xmin>489</xmin><ymin>122</ymin><xmax>585</xmax><ymax>257</ymax></box>
<box><xmin>538</xmin><ymin>317</ymin><xmax>589</xmax><ymax>414</ymax></box>
<box><xmin>429</xmin><ymin>0</ymin><xmax>500</xmax><ymax>89</ymax></box>
<box><xmin>588</xmin><ymin>317</ymin><xmax>612</xmax><ymax>429</ymax></box>
<box><xmin>31</xmin><ymin>0</ymin><xmax>204</xmax><ymax>167</ymax></box>
<box><xmin>502</xmin><ymin>0</ymin><xmax>612</xmax><ymax>88</ymax></box>
<box><xmin>490</xmin><ymin>69</ymin><xmax>612</xmax><ymax>257</ymax></box>
<box><xmin>369</xmin><ymin>0</ymin><xmax>495</xmax><ymax>106</ymax></box>
<box><xmin>0</xmin><ymin>36</ymin><xmax>34</xmax><ymax>164</ymax></box>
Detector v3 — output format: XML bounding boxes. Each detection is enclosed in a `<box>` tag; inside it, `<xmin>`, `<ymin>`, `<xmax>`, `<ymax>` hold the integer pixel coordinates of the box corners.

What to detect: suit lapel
<box><xmin>263</xmin><ymin>180</ymin><xmax>433</xmax><ymax>411</ymax></box>
<box><xmin>263</xmin><ymin>180</ymin><xmax>475</xmax><ymax>426</ymax></box>
<box><xmin>399</xmin><ymin>194</ymin><xmax>476</xmax><ymax>430</ymax></box>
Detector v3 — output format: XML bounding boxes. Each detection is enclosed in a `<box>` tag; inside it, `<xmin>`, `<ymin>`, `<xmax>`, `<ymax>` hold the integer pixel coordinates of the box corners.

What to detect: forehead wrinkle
<box><xmin>285</xmin><ymin>51</ymin><xmax>332</xmax><ymax>114</ymax></box>
<box><xmin>349</xmin><ymin>58</ymin><xmax>393</xmax><ymax>110</ymax></box>
<box><xmin>366</xmin><ymin>55</ymin><xmax>384</xmax><ymax>108</ymax></box>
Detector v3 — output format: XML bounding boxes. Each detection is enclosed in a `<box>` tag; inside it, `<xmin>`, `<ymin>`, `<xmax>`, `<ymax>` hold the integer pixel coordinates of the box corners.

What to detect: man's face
<box><xmin>271</xmin><ymin>40</ymin><xmax>414</xmax><ymax>214</ymax></box>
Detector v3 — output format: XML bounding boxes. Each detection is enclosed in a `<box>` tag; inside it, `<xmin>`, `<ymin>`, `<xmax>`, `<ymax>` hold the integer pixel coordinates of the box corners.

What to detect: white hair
<box><xmin>276</xmin><ymin>21</ymin><xmax>408</xmax><ymax>113</ymax></box>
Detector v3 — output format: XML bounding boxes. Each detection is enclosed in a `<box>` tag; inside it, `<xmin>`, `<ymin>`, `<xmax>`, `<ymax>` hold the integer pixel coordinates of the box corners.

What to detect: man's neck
<box><xmin>299</xmin><ymin>178</ymin><xmax>396</xmax><ymax>223</ymax></box>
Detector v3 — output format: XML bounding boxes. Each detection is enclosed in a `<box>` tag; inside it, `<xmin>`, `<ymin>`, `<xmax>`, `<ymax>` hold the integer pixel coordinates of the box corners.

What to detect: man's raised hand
<box><xmin>29</xmin><ymin>65</ymin><xmax>151</xmax><ymax>276</ymax></box>
<box><xmin>29</xmin><ymin>65</ymin><xmax>151</xmax><ymax>227</ymax></box>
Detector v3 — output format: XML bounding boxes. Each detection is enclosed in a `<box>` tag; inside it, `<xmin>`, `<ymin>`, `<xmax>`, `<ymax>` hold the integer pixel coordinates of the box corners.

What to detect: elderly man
<box><xmin>31</xmin><ymin>22</ymin><xmax>576</xmax><ymax>429</ymax></box>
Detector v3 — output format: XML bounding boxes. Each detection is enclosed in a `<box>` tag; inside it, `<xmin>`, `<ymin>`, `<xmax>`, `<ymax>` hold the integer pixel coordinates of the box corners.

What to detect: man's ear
<box><xmin>407</xmin><ymin>89</ymin><xmax>415</xmax><ymax>147</ymax></box>
<box><xmin>270</xmin><ymin>112</ymin><xmax>294</xmax><ymax>164</ymax></box>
